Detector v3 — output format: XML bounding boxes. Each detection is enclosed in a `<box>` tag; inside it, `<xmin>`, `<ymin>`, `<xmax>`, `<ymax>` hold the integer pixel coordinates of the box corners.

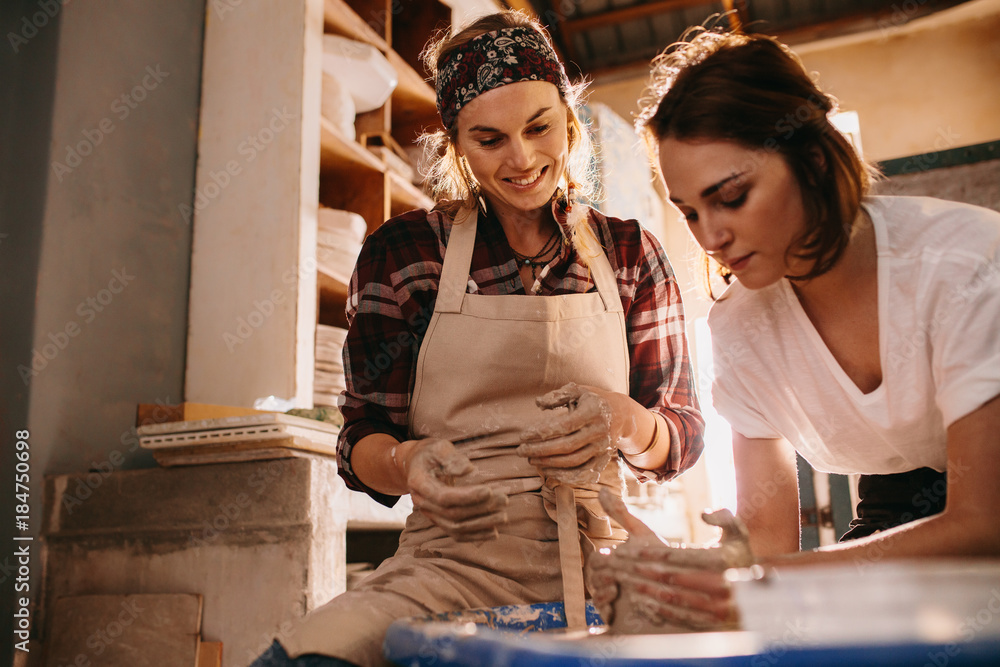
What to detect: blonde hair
<box><xmin>419</xmin><ymin>10</ymin><xmax>603</xmax><ymax>264</ymax></box>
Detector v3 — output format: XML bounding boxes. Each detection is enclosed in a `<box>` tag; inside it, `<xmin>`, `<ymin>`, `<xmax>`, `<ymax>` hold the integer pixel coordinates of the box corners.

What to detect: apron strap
<box><xmin>555</xmin><ymin>484</ymin><xmax>588</xmax><ymax>629</ymax></box>
<box><xmin>437</xmin><ymin>205</ymin><xmax>623</xmax><ymax>315</ymax></box>
<box><xmin>588</xmin><ymin>239</ymin><xmax>623</xmax><ymax>314</ymax></box>
<box><xmin>435</xmin><ymin>208</ymin><xmax>478</xmax><ymax>314</ymax></box>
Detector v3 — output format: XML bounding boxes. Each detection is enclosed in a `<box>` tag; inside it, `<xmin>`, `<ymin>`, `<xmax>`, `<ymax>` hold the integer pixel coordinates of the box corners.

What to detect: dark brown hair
<box><xmin>637</xmin><ymin>25</ymin><xmax>879</xmax><ymax>297</ymax></box>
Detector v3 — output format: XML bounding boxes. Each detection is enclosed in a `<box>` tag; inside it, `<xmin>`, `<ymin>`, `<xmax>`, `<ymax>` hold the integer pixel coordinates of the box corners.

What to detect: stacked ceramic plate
<box><xmin>317</xmin><ymin>208</ymin><xmax>367</xmax><ymax>286</ymax></box>
<box><xmin>315</xmin><ymin>324</ymin><xmax>349</xmax><ymax>408</ymax></box>
<box><xmin>321</xmin><ymin>71</ymin><xmax>356</xmax><ymax>141</ymax></box>
<box><xmin>322</xmin><ymin>34</ymin><xmax>398</xmax><ymax>114</ymax></box>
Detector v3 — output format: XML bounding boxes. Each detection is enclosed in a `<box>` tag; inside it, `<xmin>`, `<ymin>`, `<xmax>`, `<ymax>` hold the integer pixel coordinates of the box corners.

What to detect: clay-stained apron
<box><xmin>284</xmin><ymin>207</ymin><xmax>630</xmax><ymax>665</ymax></box>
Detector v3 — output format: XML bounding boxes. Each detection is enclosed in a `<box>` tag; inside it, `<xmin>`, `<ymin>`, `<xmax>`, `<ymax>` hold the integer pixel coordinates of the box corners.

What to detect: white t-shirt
<box><xmin>708</xmin><ymin>196</ymin><xmax>1000</xmax><ymax>475</ymax></box>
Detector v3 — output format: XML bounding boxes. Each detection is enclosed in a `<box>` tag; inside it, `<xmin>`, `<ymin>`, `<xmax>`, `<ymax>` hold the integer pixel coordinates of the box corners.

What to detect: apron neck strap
<box><xmin>435</xmin><ymin>206</ymin><xmax>623</xmax><ymax>313</ymax></box>
<box><xmin>587</xmin><ymin>242</ymin><xmax>623</xmax><ymax>313</ymax></box>
<box><xmin>435</xmin><ymin>208</ymin><xmax>479</xmax><ymax>313</ymax></box>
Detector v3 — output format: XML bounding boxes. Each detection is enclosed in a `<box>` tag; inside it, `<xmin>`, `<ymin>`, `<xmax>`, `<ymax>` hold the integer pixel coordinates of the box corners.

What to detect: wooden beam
<box><xmin>722</xmin><ymin>0</ymin><xmax>749</xmax><ymax>33</ymax></box>
<box><xmin>759</xmin><ymin>0</ymin><xmax>970</xmax><ymax>46</ymax></box>
<box><xmin>504</xmin><ymin>0</ymin><xmax>539</xmax><ymax>17</ymax></box>
<box><xmin>561</xmin><ymin>0</ymin><xmax>713</xmax><ymax>37</ymax></box>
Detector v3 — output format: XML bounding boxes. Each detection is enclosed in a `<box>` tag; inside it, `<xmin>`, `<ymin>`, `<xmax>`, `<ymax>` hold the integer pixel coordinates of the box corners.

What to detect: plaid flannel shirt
<box><xmin>337</xmin><ymin>202</ymin><xmax>704</xmax><ymax>506</ymax></box>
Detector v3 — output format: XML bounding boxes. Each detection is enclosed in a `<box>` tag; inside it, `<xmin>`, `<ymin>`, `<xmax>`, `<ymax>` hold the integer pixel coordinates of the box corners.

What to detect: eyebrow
<box><xmin>467</xmin><ymin>106</ymin><xmax>552</xmax><ymax>133</ymax></box>
<box><xmin>669</xmin><ymin>172</ymin><xmax>747</xmax><ymax>204</ymax></box>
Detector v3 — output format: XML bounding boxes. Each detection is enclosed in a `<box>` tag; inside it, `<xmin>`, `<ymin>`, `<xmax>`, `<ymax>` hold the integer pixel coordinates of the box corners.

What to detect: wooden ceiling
<box><xmin>504</xmin><ymin>0</ymin><xmax>975</xmax><ymax>78</ymax></box>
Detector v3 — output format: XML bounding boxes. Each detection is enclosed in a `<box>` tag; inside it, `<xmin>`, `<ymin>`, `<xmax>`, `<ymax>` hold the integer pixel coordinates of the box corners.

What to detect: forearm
<box><xmin>350</xmin><ymin>432</ymin><xmax>418</xmax><ymax>496</ymax></box>
<box><xmin>599</xmin><ymin>390</ymin><xmax>670</xmax><ymax>471</ymax></box>
<box><xmin>763</xmin><ymin>508</ymin><xmax>1000</xmax><ymax>568</ymax></box>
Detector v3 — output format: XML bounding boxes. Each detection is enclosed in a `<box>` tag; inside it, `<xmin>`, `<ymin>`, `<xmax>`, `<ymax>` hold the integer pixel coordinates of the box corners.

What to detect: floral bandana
<box><xmin>436</xmin><ymin>26</ymin><xmax>570</xmax><ymax>129</ymax></box>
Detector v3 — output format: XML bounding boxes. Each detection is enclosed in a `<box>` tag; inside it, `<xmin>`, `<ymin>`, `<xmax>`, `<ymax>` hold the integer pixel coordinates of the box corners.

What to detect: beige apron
<box><xmin>283</xmin><ymin>208</ymin><xmax>630</xmax><ymax>665</ymax></box>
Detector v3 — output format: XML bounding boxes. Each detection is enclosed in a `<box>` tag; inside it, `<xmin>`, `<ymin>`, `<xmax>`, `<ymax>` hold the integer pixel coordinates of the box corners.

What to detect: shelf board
<box><xmin>386</xmin><ymin>49</ymin><xmax>436</xmax><ymax>115</ymax></box>
<box><xmin>323</xmin><ymin>0</ymin><xmax>438</xmax><ymax>139</ymax></box>
<box><xmin>318</xmin><ymin>266</ymin><xmax>349</xmax><ymax>304</ymax></box>
<box><xmin>320</xmin><ymin>117</ymin><xmax>384</xmax><ymax>174</ymax></box>
<box><xmin>323</xmin><ymin>0</ymin><xmax>388</xmax><ymax>52</ymax></box>
<box><xmin>389</xmin><ymin>171</ymin><xmax>433</xmax><ymax>214</ymax></box>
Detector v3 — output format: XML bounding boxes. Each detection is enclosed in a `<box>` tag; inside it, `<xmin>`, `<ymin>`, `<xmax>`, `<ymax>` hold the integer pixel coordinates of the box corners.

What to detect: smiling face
<box><xmin>658</xmin><ymin>137</ymin><xmax>813</xmax><ymax>290</ymax></box>
<box><xmin>455</xmin><ymin>80</ymin><xmax>569</xmax><ymax>221</ymax></box>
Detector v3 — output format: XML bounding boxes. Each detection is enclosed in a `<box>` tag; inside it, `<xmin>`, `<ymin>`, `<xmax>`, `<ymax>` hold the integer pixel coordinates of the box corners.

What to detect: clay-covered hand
<box><xmin>587</xmin><ymin>488</ymin><xmax>754</xmax><ymax>632</ymax></box>
<box><xmin>405</xmin><ymin>438</ymin><xmax>509</xmax><ymax>542</ymax></box>
<box><xmin>584</xmin><ymin>545</ymin><xmax>620</xmax><ymax>627</ymax></box>
<box><xmin>516</xmin><ymin>383</ymin><xmax>616</xmax><ymax>486</ymax></box>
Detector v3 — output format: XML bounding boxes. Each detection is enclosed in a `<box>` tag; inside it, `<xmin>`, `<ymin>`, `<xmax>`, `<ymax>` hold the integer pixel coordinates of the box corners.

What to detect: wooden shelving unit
<box><xmin>318</xmin><ymin>0</ymin><xmax>443</xmax><ymax>320</ymax></box>
<box><xmin>185</xmin><ymin>0</ymin><xmax>449</xmax><ymax>407</ymax></box>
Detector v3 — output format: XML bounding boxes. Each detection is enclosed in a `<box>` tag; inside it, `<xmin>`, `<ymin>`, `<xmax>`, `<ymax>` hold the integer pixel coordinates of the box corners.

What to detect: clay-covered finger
<box><xmin>434</xmin><ymin>485</ymin><xmax>508</xmax><ymax>512</ymax></box>
<box><xmin>409</xmin><ymin>474</ymin><xmax>491</xmax><ymax>505</ymax></box>
<box><xmin>647</xmin><ymin>599</ymin><xmax>735</xmax><ymax>630</ymax></box>
<box><xmin>702</xmin><ymin>508</ymin><xmax>753</xmax><ymax>547</ymax></box>
<box><xmin>539</xmin><ymin>464</ymin><xmax>603</xmax><ymax>486</ymax></box>
<box><xmin>629</xmin><ymin>545</ymin><xmax>731</xmax><ymax>571</ymax></box>
<box><xmin>520</xmin><ymin>411</ymin><xmax>588</xmax><ymax>443</ymax></box>
<box><xmin>627</xmin><ymin>578</ymin><xmax>733</xmax><ymax>619</ymax></box>
<box><xmin>412</xmin><ymin>486</ymin><xmax>507</xmax><ymax>519</ymax></box>
<box><xmin>598</xmin><ymin>488</ymin><xmax>659</xmax><ymax>539</ymax></box>
<box><xmin>534</xmin><ymin>382</ymin><xmax>584</xmax><ymax>411</ymax></box>
<box><xmin>630</xmin><ymin>563</ymin><xmax>733</xmax><ymax>595</ymax></box>
<box><xmin>518</xmin><ymin>420</ymin><xmax>606</xmax><ymax>457</ymax></box>
<box><xmin>524</xmin><ymin>434</ymin><xmax>608</xmax><ymax>468</ymax></box>
<box><xmin>522</xmin><ymin>395</ymin><xmax>605</xmax><ymax>441</ymax></box>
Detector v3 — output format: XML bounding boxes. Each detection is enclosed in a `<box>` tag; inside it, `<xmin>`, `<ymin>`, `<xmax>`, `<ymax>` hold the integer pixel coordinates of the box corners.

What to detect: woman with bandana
<box><xmin>250</xmin><ymin>11</ymin><xmax>704</xmax><ymax>666</ymax></box>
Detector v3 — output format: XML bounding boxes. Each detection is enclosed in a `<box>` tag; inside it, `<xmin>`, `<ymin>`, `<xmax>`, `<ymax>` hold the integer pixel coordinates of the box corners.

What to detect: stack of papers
<box><xmin>315</xmin><ymin>324</ymin><xmax>348</xmax><ymax>408</ymax></box>
<box><xmin>317</xmin><ymin>208</ymin><xmax>366</xmax><ymax>286</ymax></box>
<box><xmin>138</xmin><ymin>413</ymin><xmax>340</xmax><ymax>467</ymax></box>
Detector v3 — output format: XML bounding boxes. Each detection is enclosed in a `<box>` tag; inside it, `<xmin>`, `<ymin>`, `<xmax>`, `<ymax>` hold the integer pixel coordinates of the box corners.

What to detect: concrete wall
<box><xmin>1</xmin><ymin>0</ymin><xmax>204</xmax><ymax>658</ymax></box>
<box><xmin>794</xmin><ymin>0</ymin><xmax>1000</xmax><ymax>162</ymax></box>
<box><xmin>0</xmin><ymin>0</ymin><xmax>61</xmax><ymax>655</ymax></box>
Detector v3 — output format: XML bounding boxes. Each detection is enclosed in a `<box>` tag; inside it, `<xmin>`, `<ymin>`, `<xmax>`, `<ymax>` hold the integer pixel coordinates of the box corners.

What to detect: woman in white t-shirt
<box><xmin>586</xmin><ymin>25</ymin><xmax>1000</xmax><ymax>632</ymax></box>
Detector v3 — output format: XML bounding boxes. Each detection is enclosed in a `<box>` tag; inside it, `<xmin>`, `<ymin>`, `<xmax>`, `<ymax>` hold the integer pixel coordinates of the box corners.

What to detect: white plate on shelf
<box><xmin>322</xmin><ymin>35</ymin><xmax>397</xmax><ymax>113</ymax></box>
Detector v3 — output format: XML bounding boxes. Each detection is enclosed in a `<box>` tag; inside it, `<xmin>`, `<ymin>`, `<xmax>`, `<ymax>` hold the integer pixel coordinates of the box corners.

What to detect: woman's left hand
<box><xmin>516</xmin><ymin>383</ymin><xmax>617</xmax><ymax>486</ymax></box>
<box><xmin>587</xmin><ymin>488</ymin><xmax>755</xmax><ymax>631</ymax></box>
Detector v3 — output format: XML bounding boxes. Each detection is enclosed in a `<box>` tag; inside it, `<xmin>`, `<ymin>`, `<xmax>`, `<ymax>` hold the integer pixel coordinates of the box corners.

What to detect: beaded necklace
<box><xmin>511</xmin><ymin>226</ymin><xmax>562</xmax><ymax>283</ymax></box>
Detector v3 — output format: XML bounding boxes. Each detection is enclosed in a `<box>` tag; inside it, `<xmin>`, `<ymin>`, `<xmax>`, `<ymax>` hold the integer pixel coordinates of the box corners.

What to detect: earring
<box><xmin>565</xmin><ymin>178</ymin><xmax>577</xmax><ymax>213</ymax></box>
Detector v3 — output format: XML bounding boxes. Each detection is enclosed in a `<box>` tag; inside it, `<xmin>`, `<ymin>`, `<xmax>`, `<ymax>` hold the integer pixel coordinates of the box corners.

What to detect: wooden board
<box><xmin>45</xmin><ymin>594</ymin><xmax>203</xmax><ymax>667</ymax></box>
<box><xmin>196</xmin><ymin>641</ymin><xmax>223</xmax><ymax>667</ymax></box>
<box><xmin>151</xmin><ymin>436</ymin><xmax>334</xmax><ymax>467</ymax></box>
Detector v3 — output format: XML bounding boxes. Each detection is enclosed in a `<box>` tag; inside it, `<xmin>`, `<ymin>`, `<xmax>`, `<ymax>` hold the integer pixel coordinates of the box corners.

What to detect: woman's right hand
<box><xmin>586</xmin><ymin>488</ymin><xmax>753</xmax><ymax>631</ymax></box>
<box><xmin>402</xmin><ymin>438</ymin><xmax>509</xmax><ymax>542</ymax></box>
